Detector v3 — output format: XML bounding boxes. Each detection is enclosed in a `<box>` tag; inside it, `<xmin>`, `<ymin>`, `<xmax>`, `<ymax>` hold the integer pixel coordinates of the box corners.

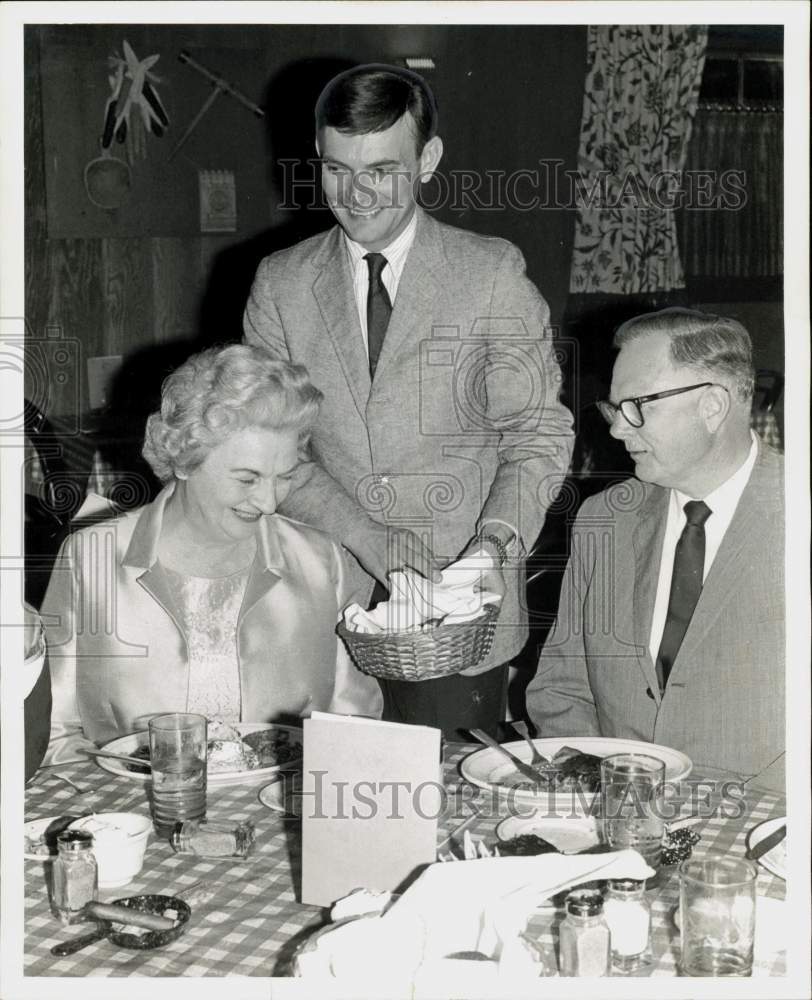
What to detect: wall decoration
<box><xmin>40</xmin><ymin>26</ymin><xmax>268</xmax><ymax>238</ymax></box>
<box><xmin>199</xmin><ymin>169</ymin><xmax>237</xmax><ymax>232</ymax></box>
<box><xmin>105</xmin><ymin>41</ymin><xmax>170</xmax><ymax>163</ymax></box>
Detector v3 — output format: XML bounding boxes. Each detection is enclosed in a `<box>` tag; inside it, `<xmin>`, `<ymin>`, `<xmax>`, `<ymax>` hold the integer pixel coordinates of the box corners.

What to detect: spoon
<box><xmin>468</xmin><ymin>728</ymin><xmax>547</xmax><ymax>785</ymax></box>
<box><xmin>510</xmin><ymin>720</ymin><xmax>549</xmax><ymax>769</ymax></box>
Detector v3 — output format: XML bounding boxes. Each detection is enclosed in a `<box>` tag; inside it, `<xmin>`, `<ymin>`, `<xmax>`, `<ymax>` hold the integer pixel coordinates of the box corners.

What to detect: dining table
<box><xmin>23</xmin><ymin>741</ymin><xmax>786</xmax><ymax>980</ymax></box>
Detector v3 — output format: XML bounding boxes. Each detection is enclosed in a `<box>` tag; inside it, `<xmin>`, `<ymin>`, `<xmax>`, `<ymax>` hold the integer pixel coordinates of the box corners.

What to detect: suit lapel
<box><xmin>372</xmin><ymin>210</ymin><xmax>443</xmax><ymax>384</ymax></box>
<box><xmin>632</xmin><ymin>485</ymin><xmax>669</xmax><ymax>703</ymax></box>
<box><xmin>670</xmin><ymin>443</ymin><xmax>776</xmax><ymax>678</ymax></box>
<box><xmin>312</xmin><ymin>227</ymin><xmax>371</xmax><ymax>416</ymax></box>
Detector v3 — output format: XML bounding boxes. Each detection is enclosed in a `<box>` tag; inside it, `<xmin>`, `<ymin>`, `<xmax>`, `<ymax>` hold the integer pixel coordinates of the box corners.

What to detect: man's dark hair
<box><xmin>315</xmin><ymin>63</ymin><xmax>438</xmax><ymax>155</ymax></box>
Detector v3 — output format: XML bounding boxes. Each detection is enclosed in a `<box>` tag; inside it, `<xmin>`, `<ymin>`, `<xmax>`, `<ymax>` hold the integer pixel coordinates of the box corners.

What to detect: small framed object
<box><xmin>199</xmin><ymin>169</ymin><xmax>237</xmax><ymax>233</ymax></box>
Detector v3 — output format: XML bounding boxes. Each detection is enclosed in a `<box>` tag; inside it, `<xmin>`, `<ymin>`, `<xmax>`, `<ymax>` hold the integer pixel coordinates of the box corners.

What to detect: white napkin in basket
<box><xmin>343</xmin><ymin>549</ymin><xmax>501</xmax><ymax>634</ymax></box>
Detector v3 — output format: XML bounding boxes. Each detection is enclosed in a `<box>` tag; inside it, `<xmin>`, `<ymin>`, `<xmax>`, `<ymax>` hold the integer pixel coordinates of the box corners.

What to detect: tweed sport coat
<box><xmin>41</xmin><ymin>484</ymin><xmax>383</xmax><ymax>765</ymax></box>
<box><xmin>243</xmin><ymin>209</ymin><xmax>574</xmax><ymax>672</ymax></box>
<box><xmin>526</xmin><ymin>441</ymin><xmax>785</xmax><ymax>789</ymax></box>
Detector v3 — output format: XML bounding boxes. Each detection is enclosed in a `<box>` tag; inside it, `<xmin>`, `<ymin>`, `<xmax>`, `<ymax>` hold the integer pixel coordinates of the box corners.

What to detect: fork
<box><xmin>510</xmin><ymin>720</ymin><xmax>548</xmax><ymax>769</ymax></box>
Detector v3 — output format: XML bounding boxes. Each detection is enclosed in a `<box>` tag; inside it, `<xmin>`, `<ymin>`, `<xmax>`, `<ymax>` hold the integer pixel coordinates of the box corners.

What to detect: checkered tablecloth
<box><xmin>24</xmin><ymin>746</ymin><xmax>785</xmax><ymax>979</ymax></box>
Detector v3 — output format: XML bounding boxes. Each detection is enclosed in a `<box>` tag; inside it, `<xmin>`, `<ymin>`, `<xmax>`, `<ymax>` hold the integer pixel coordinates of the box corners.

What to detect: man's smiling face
<box><xmin>317</xmin><ymin>113</ymin><xmax>441</xmax><ymax>251</ymax></box>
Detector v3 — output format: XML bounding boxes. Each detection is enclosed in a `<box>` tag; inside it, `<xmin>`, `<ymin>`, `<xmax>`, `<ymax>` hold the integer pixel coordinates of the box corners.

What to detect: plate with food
<box><xmin>94</xmin><ymin>721</ymin><xmax>302</xmax><ymax>786</ymax></box>
<box><xmin>747</xmin><ymin>816</ymin><xmax>786</xmax><ymax>880</ymax></box>
<box><xmin>460</xmin><ymin>737</ymin><xmax>692</xmax><ymax>813</ymax></box>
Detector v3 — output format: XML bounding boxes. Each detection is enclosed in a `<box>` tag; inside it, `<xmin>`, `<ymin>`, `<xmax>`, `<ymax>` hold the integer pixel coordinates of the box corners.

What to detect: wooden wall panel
<box><xmin>151</xmin><ymin>237</ymin><xmax>204</xmax><ymax>343</ymax></box>
<box><xmin>100</xmin><ymin>238</ymin><xmax>154</xmax><ymax>357</ymax></box>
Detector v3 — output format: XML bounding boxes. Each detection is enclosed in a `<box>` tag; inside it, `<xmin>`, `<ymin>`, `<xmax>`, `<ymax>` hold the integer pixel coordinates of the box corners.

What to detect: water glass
<box><xmin>601</xmin><ymin>753</ymin><xmax>665</xmax><ymax>868</ymax></box>
<box><xmin>148</xmin><ymin>713</ymin><xmax>207</xmax><ymax>837</ymax></box>
<box><xmin>679</xmin><ymin>855</ymin><xmax>757</xmax><ymax>976</ymax></box>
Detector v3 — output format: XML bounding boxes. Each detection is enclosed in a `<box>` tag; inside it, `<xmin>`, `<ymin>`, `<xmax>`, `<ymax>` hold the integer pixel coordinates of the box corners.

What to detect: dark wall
<box><xmin>28</xmin><ymin>23</ymin><xmax>588</xmax><ymax>420</ymax></box>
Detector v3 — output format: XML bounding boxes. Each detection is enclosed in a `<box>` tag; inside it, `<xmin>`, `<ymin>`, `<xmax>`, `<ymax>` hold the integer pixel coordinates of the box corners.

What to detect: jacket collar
<box><xmin>310</xmin><ymin>208</ymin><xmax>445</xmax><ymax>405</ymax></box>
<box><xmin>122</xmin><ymin>481</ymin><xmax>287</xmax><ymax>574</ymax></box>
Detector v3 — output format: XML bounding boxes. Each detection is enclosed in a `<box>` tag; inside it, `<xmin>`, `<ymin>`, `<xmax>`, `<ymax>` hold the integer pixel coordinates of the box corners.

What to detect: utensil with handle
<box><xmin>82</xmin><ymin>748</ymin><xmax>151</xmax><ymax>771</ymax></box>
<box><xmin>746</xmin><ymin>823</ymin><xmax>786</xmax><ymax>861</ymax></box>
<box><xmin>510</xmin><ymin>720</ymin><xmax>548</xmax><ymax>769</ymax></box>
<box><xmin>468</xmin><ymin>728</ymin><xmax>546</xmax><ymax>785</ymax></box>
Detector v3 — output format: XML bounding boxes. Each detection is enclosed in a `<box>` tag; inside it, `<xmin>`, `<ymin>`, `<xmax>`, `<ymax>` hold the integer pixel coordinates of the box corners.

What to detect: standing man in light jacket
<box><xmin>244</xmin><ymin>64</ymin><xmax>574</xmax><ymax>736</ymax></box>
<box><xmin>527</xmin><ymin>308</ymin><xmax>785</xmax><ymax>790</ymax></box>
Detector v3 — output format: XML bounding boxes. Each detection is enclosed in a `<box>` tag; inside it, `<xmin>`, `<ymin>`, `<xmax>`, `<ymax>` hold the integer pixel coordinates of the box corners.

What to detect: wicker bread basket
<box><xmin>337</xmin><ymin>604</ymin><xmax>499</xmax><ymax>682</ymax></box>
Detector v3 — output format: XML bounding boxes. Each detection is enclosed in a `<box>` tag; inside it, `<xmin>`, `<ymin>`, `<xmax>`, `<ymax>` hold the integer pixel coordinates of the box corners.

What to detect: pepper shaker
<box><xmin>51</xmin><ymin>830</ymin><xmax>98</xmax><ymax>925</ymax></box>
<box><xmin>558</xmin><ymin>888</ymin><xmax>611</xmax><ymax>976</ymax></box>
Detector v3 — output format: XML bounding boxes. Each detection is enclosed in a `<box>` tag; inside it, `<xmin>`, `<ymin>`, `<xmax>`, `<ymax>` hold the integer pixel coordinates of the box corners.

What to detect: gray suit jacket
<box><xmin>244</xmin><ymin>209</ymin><xmax>574</xmax><ymax>671</ymax></box>
<box><xmin>526</xmin><ymin>441</ymin><xmax>785</xmax><ymax>789</ymax></box>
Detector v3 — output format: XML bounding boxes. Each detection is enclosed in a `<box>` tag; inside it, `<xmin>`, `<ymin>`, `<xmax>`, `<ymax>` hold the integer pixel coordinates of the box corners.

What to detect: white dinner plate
<box><xmin>747</xmin><ymin>816</ymin><xmax>786</xmax><ymax>880</ymax></box>
<box><xmin>495</xmin><ymin>814</ymin><xmax>602</xmax><ymax>853</ymax></box>
<box><xmin>95</xmin><ymin>723</ymin><xmax>303</xmax><ymax>787</ymax></box>
<box><xmin>258</xmin><ymin>772</ymin><xmax>302</xmax><ymax>816</ymax></box>
<box><xmin>460</xmin><ymin>736</ymin><xmax>692</xmax><ymax>814</ymax></box>
<box><xmin>24</xmin><ymin>816</ymin><xmax>69</xmax><ymax>861</ymax></box>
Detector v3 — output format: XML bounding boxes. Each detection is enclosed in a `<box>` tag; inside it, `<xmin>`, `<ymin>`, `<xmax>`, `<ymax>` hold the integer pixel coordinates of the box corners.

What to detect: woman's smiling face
<box><xmin>177</xmin><ymin>425</ymin><xmax>300</xmax><ymax>545</ymax></box>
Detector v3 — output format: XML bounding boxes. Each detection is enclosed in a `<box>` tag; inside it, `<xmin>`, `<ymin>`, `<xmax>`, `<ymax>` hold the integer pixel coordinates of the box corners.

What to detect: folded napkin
<box><xmin>295</xmin><ymin>849</ymin><xmax>655</xmax><ymax>990</ymax></box>
<box><xmin>343</xmin><ymin>549</ymin><xmax>502</xmax><ymax>634</ymax></box>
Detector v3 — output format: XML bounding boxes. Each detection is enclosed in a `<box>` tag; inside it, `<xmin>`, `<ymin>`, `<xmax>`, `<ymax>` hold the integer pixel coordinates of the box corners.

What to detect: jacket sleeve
<box><xmin>525</xmin><ymin>512</ymin><xmax>601</xmax><ymax>736</ymax></box>
<box><xmin>39</xmin><ymin>532</ymin><xmax>101</xmax><ymax>765</ymax></box>
<box><xmin>243</xmin><ymin>257</ymin><xmax>381</xmax><ymax>553</ymax></box>
<box><xmin>477</xmin><ymin>243</ymin><xmax>574</xmax><ymax>549</ymax></box>
<box><xmin>326</xmin><ymin>540</ymin><xmax>383</xmax><ymax>719</ymax></box>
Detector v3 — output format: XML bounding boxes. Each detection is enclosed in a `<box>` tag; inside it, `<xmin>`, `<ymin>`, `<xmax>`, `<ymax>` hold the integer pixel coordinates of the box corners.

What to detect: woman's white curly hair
<box><xmin>142</xmin><ymin>344</ymin><xmax>323</xmax><ymax>483</ymax></box>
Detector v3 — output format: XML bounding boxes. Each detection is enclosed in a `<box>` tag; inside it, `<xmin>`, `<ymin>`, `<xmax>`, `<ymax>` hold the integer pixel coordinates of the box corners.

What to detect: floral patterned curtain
<box><xmin>570</xmin><ymin>25</ymin><xmax>708</xmax><ymax>295</ymax></box>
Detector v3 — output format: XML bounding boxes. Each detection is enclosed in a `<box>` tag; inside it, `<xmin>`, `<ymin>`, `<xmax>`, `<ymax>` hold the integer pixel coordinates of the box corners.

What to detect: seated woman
<box><xmin>42</xmin><ymin>345</ymin><xmax>382</xmax><ymax>764</ymax></box>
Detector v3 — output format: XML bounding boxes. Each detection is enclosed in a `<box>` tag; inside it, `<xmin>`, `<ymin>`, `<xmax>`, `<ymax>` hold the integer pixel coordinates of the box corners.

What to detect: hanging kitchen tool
<box><xmin>84</xmin><ymin>62</ymin><xmax>132</xmax><ymax>210</ymax></box>
<box><xmin>169</xmin><ymin>50</ymin><xmax>264</xmax><ymax>162</ymax></box>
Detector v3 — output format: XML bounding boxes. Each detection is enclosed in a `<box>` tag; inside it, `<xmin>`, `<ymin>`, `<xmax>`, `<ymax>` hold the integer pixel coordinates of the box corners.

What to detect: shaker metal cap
<box><xmin>56</xmin><ymin>829</ymin><xmax>94</xmax><ymax>851</ymax></box>
<box><xmin>565</xmin><ymin>888</ymin><xmax>604</xmax><ymax>916</ymax></box>
<box><xmin>607</xmin><ymin>877</ymin><xmax>644</xmax><ymax>892</ymax></box>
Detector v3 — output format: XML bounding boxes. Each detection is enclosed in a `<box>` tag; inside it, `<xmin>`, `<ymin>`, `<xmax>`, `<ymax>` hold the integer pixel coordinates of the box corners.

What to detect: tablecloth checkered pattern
<box><xmin>25</xmin><ymin>746</ymin><xmax>785</xmax><ymax>979</ymax></box>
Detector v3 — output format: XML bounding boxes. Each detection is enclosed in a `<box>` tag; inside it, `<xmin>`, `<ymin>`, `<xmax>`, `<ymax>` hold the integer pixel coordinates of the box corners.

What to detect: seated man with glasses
<box><xmin>527</xmin><ymin>307</ymin><xmax>785</xmax><ymax>790</ymax></box>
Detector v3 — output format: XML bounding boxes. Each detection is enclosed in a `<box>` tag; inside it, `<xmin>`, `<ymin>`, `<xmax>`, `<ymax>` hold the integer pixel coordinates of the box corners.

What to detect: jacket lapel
<box><xmin>669</xmin><ymin>442</ymin><xmax>776</xmax><ymax>677</ymax></box>
<box><xmin>631</xmin><ymin>485</ymin><xmax>669</xmax><ymax>704</ymax></box>
<box><xmin>312</xmin><ymin>226</ymin><xmax>371</xmax><ymax>417</ymax></box>
<box><xmin>371</xmin><ymin>210</ymin><xmax>443</xmax><ymax>384</ymax></box>
<box><xmin>239</xmin><ymin>516</ymin><xmax>283</xmax><ymax>623</ymax></box>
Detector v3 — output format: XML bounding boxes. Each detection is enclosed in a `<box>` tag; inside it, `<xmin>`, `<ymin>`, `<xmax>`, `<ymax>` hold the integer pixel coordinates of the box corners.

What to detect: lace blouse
<box><xmin>161</xmin><ymin>562</ymin><xmax>250</xmax><ymax>721</ymax></box>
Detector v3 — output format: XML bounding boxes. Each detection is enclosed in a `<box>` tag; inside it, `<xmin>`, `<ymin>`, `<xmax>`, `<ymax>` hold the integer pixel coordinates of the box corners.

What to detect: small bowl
<box><xmin>69</xmin><ymin>812</ymin><xmax>152</xmax><ymax>888</ymax></box>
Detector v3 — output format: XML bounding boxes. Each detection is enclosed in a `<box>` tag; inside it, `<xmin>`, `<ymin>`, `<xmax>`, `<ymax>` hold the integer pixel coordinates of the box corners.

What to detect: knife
<box><xmin>747</xmin><ymin>823</ymin><xmax>786</xmax><ymax>861</ymax></box>
<box><xmin>468</xmin><ymin>728</ymin><xmax>548</xmax><ymax>785</ymax></box>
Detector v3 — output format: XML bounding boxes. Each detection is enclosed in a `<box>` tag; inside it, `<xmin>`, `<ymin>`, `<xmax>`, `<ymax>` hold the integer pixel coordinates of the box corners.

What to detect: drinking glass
<box><xmin>679</xmin><ymin>855</ymin><xmax>757</xmax><ymax>976</ymax></box>
<box><xmin>148</xmin><ymin>713</ymin><xmax>207</xmax><ymax>837</ymax></box>
<box><xmin>600</xmin><ymin>753</ymin><xmax>665</xmax><ymax>868</ymax></box>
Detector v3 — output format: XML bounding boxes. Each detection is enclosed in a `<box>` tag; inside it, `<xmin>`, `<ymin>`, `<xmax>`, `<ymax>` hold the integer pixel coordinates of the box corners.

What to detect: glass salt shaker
<box><xmin>51</xmin><ymin>829</ymin><xmax>98</xmax><ymax>925</ymax></box>
<box><xmin>558</xmin><ymin>888</ymin><xmax>611</xmax><ymax>976</ymax></box>
<box><xmin>603</xmin><ymin>878</ymin><xmax>652</xmax><ymax>973</ymax></box>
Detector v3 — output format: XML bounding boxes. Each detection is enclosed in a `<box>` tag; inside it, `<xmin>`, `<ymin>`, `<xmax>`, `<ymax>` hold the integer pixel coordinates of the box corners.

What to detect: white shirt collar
<box><xmin>674</xmin><ymin>431</ymin><xmax>759</xmax><ymax>516</ymax></box>
<box><xmin>343</xmin><ymin>208</ymin><xmax>419</xmax><ymax>280</ymax></box>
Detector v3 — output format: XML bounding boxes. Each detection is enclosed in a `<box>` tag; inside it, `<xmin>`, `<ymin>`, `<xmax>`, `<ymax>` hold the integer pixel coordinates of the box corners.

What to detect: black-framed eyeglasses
<box><xmin>595</xmin><ymin>382</ymin><xmax>725</xmax><ymax>428</ymax></box>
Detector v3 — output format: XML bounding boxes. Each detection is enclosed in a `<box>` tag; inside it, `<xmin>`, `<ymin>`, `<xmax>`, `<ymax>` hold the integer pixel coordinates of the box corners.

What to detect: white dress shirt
<box><xmin>343</xmin><ymin>210</ymin><xmax>418</xmax><ymax>356</ymax></box>
<box><xmin>648</xmin><ymin>432</ymin><xmax>759</xmax><ymax>664</ymax></box>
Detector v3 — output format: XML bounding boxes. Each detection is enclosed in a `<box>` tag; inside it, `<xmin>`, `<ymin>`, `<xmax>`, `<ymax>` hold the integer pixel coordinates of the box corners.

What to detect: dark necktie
<box><xmin>655</xmin><ymin>500</ymin><xmax>712</xmax><ymax>692</ymax></box>
<box><xmin>364</xmin><ymin>252</ymin><xmax>392</xmax><ymax>378</ymax></box>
